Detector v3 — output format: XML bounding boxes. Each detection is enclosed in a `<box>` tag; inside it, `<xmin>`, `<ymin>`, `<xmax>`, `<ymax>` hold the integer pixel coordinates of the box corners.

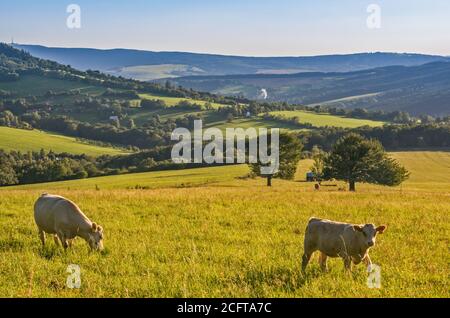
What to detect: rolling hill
<box><xmin>13</xmin><ymin>44</ymin><xmax>448</xmax><ymax>79</ymax></box>
<box><xmin>0</xmin><ymin>74</ymin><xmax>106</xmax><ymax>97</ymax></box>
<box><xmin>269</xmin><ymin>111</ymin><xmax>385</xmax><ymax>128</ymax></box>
<box><xmin>6</xmin><ymin>150</ymin><xmax>449</xmax><ymax>191</ymax></box>
<box><xmin>9</xmin><ymin>44</ymin><xmax>450</xmax><ymax>116</ymax></box>
<box><xmin>3</xmin><ymin>164</ymin><xmax>248</xmax><ymax>190</ymax></box>
<box><xmin>169</xmin><ymin>62</ymin><xmax>450</xmax><ymax>116</ymax></box>
<box><xmin>0</xmin><ymin>127</ymin><xmax>127</xmax><ymax>156</ymax></box>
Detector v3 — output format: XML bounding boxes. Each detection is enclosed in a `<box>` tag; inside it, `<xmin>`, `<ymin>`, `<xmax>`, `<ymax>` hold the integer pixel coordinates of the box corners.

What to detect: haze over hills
<box><xmin>12</xmin><ymin>44</ymin><xmax>449</xmax><ymax>81</ymax></box>
<box><xmin>168</xmin><ymin>62</ymin><xmax>450</xmax><ymax>116</ymax></box>
<box><xmin>7</xmin><ymin>43</ymin><xmax>450</xmax><ymax>116</ymax></box>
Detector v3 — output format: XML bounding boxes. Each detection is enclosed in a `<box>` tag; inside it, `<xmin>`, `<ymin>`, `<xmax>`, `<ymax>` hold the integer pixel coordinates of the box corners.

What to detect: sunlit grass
<box><xmin>0</xmin><ymin>127</ymin><xmax>128</xmax><ymax>156</ymax></box>
<box><xmin>269</xmin><ymin>110</ymin><xmax>385</xmax><ymax>128</ymax></box>
<box><xmin>0</xmin><ymin>152</ymin><xmax>448</xmax><ymax>297</ymax></box>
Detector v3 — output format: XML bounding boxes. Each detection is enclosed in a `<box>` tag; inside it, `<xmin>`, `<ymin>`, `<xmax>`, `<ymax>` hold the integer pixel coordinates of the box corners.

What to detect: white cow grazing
<box><xmin>34</xmin><ymin>194</ymin><xmax>104</xmax><ymax>251</ymax></box>
<box><xmin>302</xmin><ymin>218</ymin><xmax>386</xmax><ymax>273</ymax></box>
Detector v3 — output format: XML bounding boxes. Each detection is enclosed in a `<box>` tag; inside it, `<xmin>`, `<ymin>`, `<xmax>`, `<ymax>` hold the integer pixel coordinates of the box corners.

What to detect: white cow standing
<box><xmin>34</xmin><ymin>194</ymin><xmax>104</xmax><ymax>251</ymax></box>
<box><xmin>302</xmin><ymin>218</ymin><xmax>386</xmax><ymax>273</ymax></box>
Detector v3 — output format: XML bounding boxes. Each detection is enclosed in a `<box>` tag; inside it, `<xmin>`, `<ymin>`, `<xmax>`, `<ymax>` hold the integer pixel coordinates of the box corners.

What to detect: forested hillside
<box><xmin>1</xmin><ymin>43</ymin><xmax>449</xmax><ymax>187</ymax></box>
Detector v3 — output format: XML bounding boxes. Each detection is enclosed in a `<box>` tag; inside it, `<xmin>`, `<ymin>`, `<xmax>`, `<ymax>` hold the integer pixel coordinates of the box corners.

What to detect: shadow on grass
<box><xmin>0</xmin><ymin>238</ymin><xmax>25</xmax><ymax>252</ymax></box>
<box><xmin>37</xmin><ymin>243</ymin><xmax>109</xmax><ymax>260</ymax></box>
<box><xmin>234</xmin><ymin>266</ymin><xmax>322</xmax><ymax>295</ymax></box>
<box><xmin>38</xmin><ymin>245</ymin><xmax>64</xmax><ymax>260</ymax></box>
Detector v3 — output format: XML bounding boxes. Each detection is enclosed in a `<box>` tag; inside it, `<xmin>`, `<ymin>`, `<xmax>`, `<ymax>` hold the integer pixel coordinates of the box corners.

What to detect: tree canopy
<box><xmin>323</xmin><ymin>133</ymin><xmax>409</xmax><ymax>191</ymax></box>
<box><xmin>250</xmin><ymin>132</ymin><xmax>303</xmax><ymax>186</ymax></box>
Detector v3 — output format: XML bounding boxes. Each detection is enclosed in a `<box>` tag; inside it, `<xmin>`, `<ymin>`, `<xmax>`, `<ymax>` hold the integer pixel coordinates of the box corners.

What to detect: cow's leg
<box><xmin>57</xmin><ymin>231</ymin><xmax>69</xmax><ymax>250</ymax></box>
<box><xmin>301</xmin><ymin>253</ymin><xmax>312</xmax><ymax>273</ymax></box>
<box><xmin>302</xmin><ymin>236</ymin><xmax>316</xmax><ymax>274</ymax></box>
<box><xmin>343</xmin><ymin>256</ymin><xmax>352</xmax><ymax>272</ymax></box>
<box><xmin>38</xmin><ymin>229</ymin><xmax>46</xmax><ymax>246</ymax></box>
<box><xmin>319</xmin><ymin>252</ymin><xmax>328</xmax><ymax>272</ymax></box>
<box><xmin>53</xmin><ymin>234</ymin><xmax>60</xmax><ymax>246</ymax></box>
<box><xmin>363</xmin><ymin>254</ymin><xmax>372</xmax><ymax>268</ymax></box>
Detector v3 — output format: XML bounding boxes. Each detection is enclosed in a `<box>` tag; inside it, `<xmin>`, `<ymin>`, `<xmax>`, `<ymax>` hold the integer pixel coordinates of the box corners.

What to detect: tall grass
<box><xmin>0</xmin><ymin>153</ymin><xmax>448</xmax><ymax>297</ymax></box>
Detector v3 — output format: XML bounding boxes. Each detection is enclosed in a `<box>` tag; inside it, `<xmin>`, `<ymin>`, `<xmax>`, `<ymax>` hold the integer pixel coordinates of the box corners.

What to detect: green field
<box><xmin>204</xmin><ymin>117</ymin><xmax>303</xmax><ymax>133</ymax></box>
<box><xmin>4</xmin><ymin>165</ymin><xmax>249</xmax><ymax>191</ymax></box>
<box><xmin>129</xmin><ymin>108</ymin><xmax>204</xmax><ymax>126</ymax></box>
<box><xmin>130</xmin><ymin>109</ymin><xmax>303</xmax><ymax>133</ymax></box>
<box><xmin>0</xmin><ymin>127</ymin><xmax>127</xmax><ymax>156</ymax></box>
<box><xmin>308</xmin><ymin>93</ymin><xmax>382</xmax><ymax>108</ymax></box>
<box><xmin>0</xmin><ymin>151</ymin><xmax>448</xmax><ymax>297</ymax></box>
<box><xmin>138</xmin><ymin>93</ymin><xmax>226</xmax><ymax>109</ymax></box>
<box><xmin>390</xmin><ymin>151</ymin><xmax>450</xmax><ymax>192</ymax></box>
<box><xmin>0</xmin><ymin>75</ymin><xmax>104</xmax><ymax>97</ymax></box>
<box><xmin>270</xmin><ymin>110</ymin><xmax>385</xmax><ymax>128</ymax></box>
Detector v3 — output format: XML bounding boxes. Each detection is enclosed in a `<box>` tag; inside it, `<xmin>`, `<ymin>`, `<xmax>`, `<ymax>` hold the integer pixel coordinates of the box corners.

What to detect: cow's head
<box><xmin>353</xmin><ymin>223</ymin><xmax>386</xmax><ymax>248</ymax></box>
<box><xmin>88</xmin><ymin>222</ymin><xmax>104</xmax><ymax>251</ymax></box>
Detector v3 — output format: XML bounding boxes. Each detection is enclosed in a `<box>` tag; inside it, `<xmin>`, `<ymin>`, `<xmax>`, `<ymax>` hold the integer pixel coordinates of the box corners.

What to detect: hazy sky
<box><xmin>1</xmin><ymin>0</ymin><xmax>449</xmax><ymax>56</ymax></box>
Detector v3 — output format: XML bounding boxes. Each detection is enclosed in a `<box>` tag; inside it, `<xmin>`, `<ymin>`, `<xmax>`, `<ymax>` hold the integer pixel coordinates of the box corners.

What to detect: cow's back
<box><xmin>34</xmin><ymin>194</ymin><xmax>86</xmax><ymax>234</ymax></box>
<box><xmin>305</xmin><ymin>218</ymin><xmax>352</xmax><ymax>257</ymax></box>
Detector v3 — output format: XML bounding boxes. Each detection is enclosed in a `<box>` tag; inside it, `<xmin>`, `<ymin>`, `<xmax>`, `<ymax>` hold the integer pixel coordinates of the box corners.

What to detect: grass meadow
<box><xmin>0</xmin><ymin>152</ymin><xmax>448</xmax><ymax>297</ymax></box>
<box><xmin>138</xmin><ymin>93</ymin><xmax>226</xmax><ymax>109</ymax></box>
<box><xmin>0</xmin><ymin>127</ymin><xmax>128</xmax><ymax>156</ymax></box>
<box><xmin>0</xmin><ymin>75</ymin><xmax>104</xmax><ymax>97</ymax></box>
<box><xmin>269</xmin><ymin>110</ymin><xmax>385</xmax><ymax>128</ymax></box>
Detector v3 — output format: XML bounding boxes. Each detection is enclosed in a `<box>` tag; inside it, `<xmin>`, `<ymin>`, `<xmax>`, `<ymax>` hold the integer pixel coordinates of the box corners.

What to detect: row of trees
<box><xmin>301</xmin><ymin>123</ymin><xmax>450</xmax><ymax>151</ymax></box>
<box><xmin>36</xmin><ymin>116</ymin><xmax>174</xmax><ymax>149</ymax></box>
<box><xmin>0</xmin><ymin>150</ymin><xmax>101</xmax><ymax>186</ymax></box>
<box><xmin>0</xmin><ymin>146</ymin><xmax>180</xmax><ymax>186</ymax></box>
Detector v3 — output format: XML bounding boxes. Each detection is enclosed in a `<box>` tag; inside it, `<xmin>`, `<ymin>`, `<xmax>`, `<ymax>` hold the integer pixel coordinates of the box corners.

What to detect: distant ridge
<box><xmin>167</xmin><ymin>61</ymin><xmax>450</xmax><ymax>116</ymax></box>
<box><xmin>12</xmin><ymin>44</ymin><xmax>448</xmax><ymax>80</ymax></box>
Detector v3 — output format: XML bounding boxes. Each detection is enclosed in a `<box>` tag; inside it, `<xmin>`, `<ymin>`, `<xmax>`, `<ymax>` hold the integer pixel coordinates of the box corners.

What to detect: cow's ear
<box><xmin>91</xmin><ymin>222</ymin><xmax>97</xmax><ymax>232</ymax></box>
<box><xmin>376</xmin><ymin>225</ymin><xmax>387</xmax><ymax>234</ymax></box>
<box><xmin>353</xmin><ymin>225</ymin><xmax>363</xmax><ymax>232</ymax></box>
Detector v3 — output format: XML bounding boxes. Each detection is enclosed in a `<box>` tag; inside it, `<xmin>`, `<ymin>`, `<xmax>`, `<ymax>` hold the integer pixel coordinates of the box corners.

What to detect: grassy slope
<box><xmin>270</xmin><ymin>110</ymin><xmax>385</xmax><ymax>128</ymax></box>
<box><xmin>138</xmin><ymin>93</ymin><xmax>225</xmax><ymax>109</ymax></box>
<box><xmin>204</xmin><ymin>117</ymin><xmax>303</xmax><ymax>132</ymax></box>
<box><xmin>129</xmin><ymin>108</ymin><xmax>204</xmax><ymax>126</ymax></box>
<box><xmin>4</xmin><ymin>165</ymin><xmax>249</xmax><ymax>191</ymax></box>
<box><xmin>0</xmin><ymin>75</ymin><xmax>104</xmax><ymax>97</ymax></box>
<box><xmin>390</xmin><ymin>151</ymin><xmax>450</xmax><ymax>192</ymax></box>
<box><xmin>0</xmin><ymin>127</ymin><xmax>127</xmax><ymax>156</ymax></box>
<box><xmin>0</xmin><ymin>153</ymin><xmax>448</xmax><ymax>297</ymax></box>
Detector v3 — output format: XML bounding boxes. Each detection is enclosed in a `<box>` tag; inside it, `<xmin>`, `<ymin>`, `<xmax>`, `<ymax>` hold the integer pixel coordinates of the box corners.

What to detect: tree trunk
<box><xmin>267</xmin><ymin>175</ymin><xmax>272</xmax><ymax>187</ymax></box>
<box><xmin>349</xmin><ymin>180</ymin><xmax>356</xmax><ymax>192</ymax></box>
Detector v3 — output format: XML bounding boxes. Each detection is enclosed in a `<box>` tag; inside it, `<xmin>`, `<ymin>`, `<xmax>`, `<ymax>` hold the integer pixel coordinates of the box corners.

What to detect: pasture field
<box><xmin>269</xmin><ymin>110</ymin><xmax>385</xmax><ymax>128</ymax></box>
<box><xmin>138</xmin><ymin>93</ymin><xmax>226</xmax><ymax>109</ymax></box>
<box><xmin>204</xmin><ymin>117</ymin><xmax>303</xmax><ymax>133</ymax></box>
<box><xmin>0</xmin><ymin>75</ymin><xmax>104</xmax><ymax>97</ymax></box>
<box><xmin>0</xmin><ymin>127</ymin><xmax>128</xmax><ymax>156</ymax></box>
<box><xmin>0</xmin><ymin>152</ymin><xmax>448</xmax><ymax>298</ymax></box>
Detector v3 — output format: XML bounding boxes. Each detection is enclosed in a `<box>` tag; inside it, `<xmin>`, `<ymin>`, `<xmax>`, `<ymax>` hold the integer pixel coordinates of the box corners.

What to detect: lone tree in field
<box><xmin>310</xmin><ymin>145</ymin><xmax>326</xmax><ymax>182</ymax></box>
<box><xmin>250</xmin><ymin>132</ymin><xmax>303</xmax><ymax>186</ymax></box>
<box><xmin>323</xmin><ymin>133</ymin><xmax>409</xmax><ymax>191</ymax></box>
